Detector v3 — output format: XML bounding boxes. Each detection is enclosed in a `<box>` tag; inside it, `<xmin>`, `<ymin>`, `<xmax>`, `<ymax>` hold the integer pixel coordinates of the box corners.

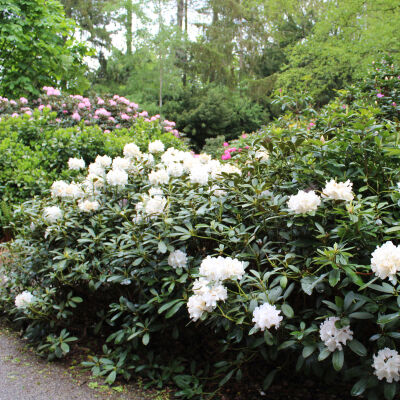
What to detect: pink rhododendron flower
<box><xmin>97</xmin><ymin>98</ymin><xmax>105</xmax><ymax>105</ymax></box>
<box><xmin>377</xmin><ymin>93</ymin><xmax>384</xmax><ymax>98</ymax></box>
<box><xmin>139</xmin><ymin>111</ymin><xmax>148</xmax><ymax>117</ymax></box>
<box><xmin>109</xmin><ymin>100</ymin><xmax>117</xmax><ymax>106</ymax></box>
<box><xmin>221</xmin><ymin>153</ymin><xmax>231</xmax><ymax>160</ymax></box>
<box><xmin>11</xmin><ymin>113</ymin><xmax>19</xmax><ymax>118</ymax></box>
<box><xmin>10</xmin><ymin>100</ymin><xmax>17</xmax><ymax>106</ymax></box>
<box><xmin>223</xmin><ymin>142</ymin><xmax>229</xmax><ymax>147</ymax></box>
<box><xmin>38</xmin><ymin>105</ymin><xmax>45</xmax><ymax>111</ymax></box>
<box><xmin>19</xmin><ymin>97</ymin><xmax>28</xmax><ymax>104</ymax></box>
<box><xmin>104</xmin><ymin>129</ymin><xmax>110</xmax><ymax>134</ymax></box>
<box><xmin>241</xmin><ymin>134</ymin><xmax>247</xmax><ymax>138</ymax></box>
<box><xmin>393</xmin><ymin>102</ymin><xmax>397</xmax><ymax>107</ymax></box>
<box><xmin>245</xmin><ymin>146</ymin><xmax>250</xmax><ymax>149</ymax></box>
<box><xmin>78</xmin><ymin>102</ymin><xmax>86</xmax><ymax>109</ymax></box>
<box><xmin>63</xmin><ymin>110</ymin><xmax>68</xmax><ymax>114</ymax></box>
<box><xmin>120</xmin><ymin>113</ymin><xmax>130</xmax><ymax>120</ymax></box>
<box><xmin>72</xmin><ymin>112</ymin><xmax>81</xmax><ymax>121</ymax></box>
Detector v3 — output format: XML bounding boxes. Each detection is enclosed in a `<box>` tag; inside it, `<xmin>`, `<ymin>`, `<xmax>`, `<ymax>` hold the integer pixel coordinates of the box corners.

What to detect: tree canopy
<box><xmin>0</xmin><ymin>0</ymin><xmax>90</xmax><ymax>98</ymax></box>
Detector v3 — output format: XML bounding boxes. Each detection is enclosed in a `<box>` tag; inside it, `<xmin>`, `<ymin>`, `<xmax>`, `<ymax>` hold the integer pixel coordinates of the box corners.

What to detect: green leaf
<box><xmin>158</xmin><ymin>299</ymin><xmax>183</xmax><ymax>314</ymax></box>
<box><xmin>318</xmin><ymin>348</ymin><xmax>331</xmax><ymax>361</ymax></box>
<box><xmin>218</xmin><ymin>369</ymin><xmax>234</xmax><ymax>387</ymax></box>
<box><xmin>384</xmin><ymin>382</ymin><xmax>397</xmax><ymax>400</ymax></box>
<box><xmin>348</xmin><ymin>339</ymin><xmax>367</xmax><ymax>357</ymax></box>
<box><xmin>349</xmin><ymin>312</ymin><xmax>374</xmax><ymax>319</ymax></box>
<box><xmin>158</xmin><ymin>241</ymin><xmax>167</xmax><ymax>254</ymax></box>
<box><xmin>281</xmin><ymin>304</ymin><xmax>294</xmax><ymax>318</ymax></box>
<box><xmin>332</xmin><ymin>350</ymin><xmax>344</xmax><ymax>371</ymax></box>
<box><xmin>385</xmin><ymin>226</ymin><xmax>400</xmax><ymax>233</ymax></box>
<box><xmin>351</xmin><ymin>378</ymin><xmax>368</xmax><ymax>396</ymax></box>
<box><xmin>60</xmin><ymin>342</ymin><xmax>69</xmax><ymax>353</ymax></box>
<box><xmin>378</xmin><ymin>312</ymin><xmax>400</xmax><ymax>325</ymax></box>
<box><xmin>263</xmin><ymin>369</ymin><xmax>278</xmax><ymax>390</ymax></box>
<box><xmin>301</xmin><ymin>274</ymin><xmax>327</xmax><ymax>295</ymax></box>
<box><xmin>329</xmin><ymin>269</ymin><xmax>340</xmax><ymax>287</ymax></box>
<box><xmin>142</xmin><ymin>333</ymin><xmax>150</xmax><ymax>346</ymax></box>
<box><xmin>302</xmin><ymin>345</ymin><xmax>316</xmax><ymax>359</ymax></box>
<box><xmin>106</xmin><ymin>370</ymin><xmax>117</xmax><ymax>384</ymax></box>
<box><xmin>165</xmin><ymin>301</ymin><xmax>184</xmax><ymax>319</ymax></box>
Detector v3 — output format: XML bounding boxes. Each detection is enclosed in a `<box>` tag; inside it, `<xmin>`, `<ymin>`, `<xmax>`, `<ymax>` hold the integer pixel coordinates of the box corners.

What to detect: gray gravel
<box><xmin>0</xmin><ymin>324</ymin><xmax>163</xmax><ymax>400</ymax></box>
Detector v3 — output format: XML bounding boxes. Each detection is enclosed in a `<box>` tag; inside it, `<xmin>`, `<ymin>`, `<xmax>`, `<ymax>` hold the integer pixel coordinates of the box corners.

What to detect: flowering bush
<box><xmin>2</xmin><ymin>62</ymin><xmax>400</xmax><ymax>399</ymax></box>
<box><xmin>0</xmin><ymin>93</ymin><xmax>187</xmax><ymax>236</ymax></box>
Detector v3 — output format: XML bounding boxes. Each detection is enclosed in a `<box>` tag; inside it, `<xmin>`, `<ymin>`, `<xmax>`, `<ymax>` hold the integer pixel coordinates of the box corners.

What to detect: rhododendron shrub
<box><xmin>2</xmin><ymin>62</ymin><xmax>400</xmax><ymax>399</ymax></box>
<box><xmin>0</xmin><ymin>104</ymin><xmax>187</xmax><ymax>236</ymax></box>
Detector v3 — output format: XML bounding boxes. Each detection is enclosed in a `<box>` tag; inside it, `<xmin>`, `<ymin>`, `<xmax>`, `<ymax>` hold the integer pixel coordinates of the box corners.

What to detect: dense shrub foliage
<box><xmin>2</xmin><ymin>60</ymin><xmax>400</xmax><ymax>399</ymax></box>
<box><xmin>0</xmin><ymin>89</ymin><xmax>187</xmax><ymax>235</ymax></box>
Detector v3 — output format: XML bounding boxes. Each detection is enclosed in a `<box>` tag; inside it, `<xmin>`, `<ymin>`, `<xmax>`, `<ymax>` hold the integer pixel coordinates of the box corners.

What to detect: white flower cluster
<box><xmin>199</xmin><ymin>256</ymin><xmax>246</xmax><ymax>281</ymax></box>
<box><xmin>123</xmin><ymin>143</ymin><xmax>142</xmax><ymax>158</ymax></box>
<box><xmin>148</xmin><ymin>169</ymin><xmax>169</xmax><ymax>185</ymax></box>
<box><xmin>155</xmin><ymin>147</ymin><xmax>241</xmax><ymax>187</ymax></box>
<box><xmin>187</xmin><ymin>279</ymin><xmax>228</xmax><ymax>321</ymax></box>
<box><xmin>106</xmin><ymin>169</ymin><xmax>128</xmax><ymax>186</ymax></box>
<box><xmin>68</xmin><ymin>157</ymin><xmax>85</xmax><ymax>170</ymax></box>
<box><xmin>371</xmin><ymin>241</ymin><xmax>400</xmax><ymax>281</ymax></box>
<box><xmin>187</xmin><ymin>256</ymin><xmax>245</xmax><ymax>322</ymax></box>
<box><xmin>78</xmin><ymin>199</ymin><xmax>100</xmax><ymax>213</ymax></box>
<box><xmin>15</xmin><ymin>291</ymin><xmax>35</xmax><ymax>308</ymax></box>
<box><xmin>373</xmin><ymin>348</ymin><xmax>400</xmax><ymax>383</ymax></box>
<box><xmin>252</xmin><ymin>303</ymin><xmax>283</xmax><ymax>331</ymax></box>
<box><xmin>51</xmin><ymin>181</ymin><xmax>83</xmax><ymax>199</ymax></box>
<box><xmin>43</xmin><ymin>206</ymin><xmax>63</xmax><ymax>223</ymax></box>
<box><xmin>168</xmin><ymin>250</ymin><xmax>187</xmax><ymax>269</ymax></box>
<box><xmin>287</xmin><ymin>190</ymin><xmax>321</xmax><ymax>214</ymax></box>
<box><xmin>135</xmin><ymin>189</ymin><xmax>168</xmax><ymax>221</ymax></box>
<box><xmin>322</xmin><ymin>179</ymin><xmax>354</xmax><ymax>201</ymax></box>
<box><xmin>148</xmin><ymin>140</ymin><xmax>165</xmax><ymax>153</ymax></box>
<box><xmin>319</xmin><ymin>317</ymin><xmax>353</xmax><ymax>352</ymax></box>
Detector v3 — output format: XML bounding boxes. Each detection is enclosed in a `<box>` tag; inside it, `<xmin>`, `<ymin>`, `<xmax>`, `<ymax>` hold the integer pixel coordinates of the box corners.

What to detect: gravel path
<box><xmin>0</xmin><ymin>324</ymin><xmax>161</xmax><ymax>400</ymax></box>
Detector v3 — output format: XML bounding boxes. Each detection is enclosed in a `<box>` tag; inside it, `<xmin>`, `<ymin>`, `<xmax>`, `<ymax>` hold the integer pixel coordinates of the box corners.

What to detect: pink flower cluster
<box><xmin>221</xmin><ymin>142</ymin><xmax>246</xmax><ymax>160</ymax></box>
<box><xmin>0</xmin><ymin>87</ymin><xmax>183</xmax><ymax>139</ymax></box>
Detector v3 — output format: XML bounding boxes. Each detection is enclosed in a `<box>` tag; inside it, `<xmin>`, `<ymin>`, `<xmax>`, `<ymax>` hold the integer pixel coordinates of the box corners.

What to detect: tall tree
<box><xmin>0</xmin><ymin>0</ymin><xmax>90</xmax><ymax>97</ymax></box>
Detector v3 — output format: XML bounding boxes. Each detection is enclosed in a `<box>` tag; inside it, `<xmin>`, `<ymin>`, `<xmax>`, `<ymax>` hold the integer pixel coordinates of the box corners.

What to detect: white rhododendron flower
<box><xmin>43</xmin><ymin>206</ymin><xmax>63</xmax><ymax>223</ymax></box>
<box><xmin>166</xmin><ymin>162</ymin><xmax>184</xmax><ymax>177</ymax></box>
<box><xmin>319</xmin><ymin>317</ymin><xmax>353</xmax><ymax>352</ymax></box>
<box><xmin>148</xmin><ymin>140</ymin><xmax>165</xmax><ymax>153</ymax></box>
<box><xmin>189</xmin><ymin>168</ymin><xmax>209</xmax><ymax>185</ymax></box>
<box><xmin>255</xmin><ymin>150</ymin><xmax>269</xmax><ymax>162</ymax></box>
<box><xmin>322</xmin><ymin>179</ymin><xmax>354</xmax><ymax>201</ymax></box>
<box><xmin>187</xmin><ymin>295</ymin><xmax>210</xmax><ymax>321</ymax></box>
<box><xmin>193</xmin><ymin>279</ymin><xmax>227</xmax><ymax>307</ymax></box>
<box><xmin>51</xmin><ymin>180</ymin><xmax>68</xmax><ymax>197</ymax></box>
<box><xmin>198</xmin><ymin>153</ymin><xmax>212</xmax><ymax>164</ymax></box>
<box><xmin>62</xmin><ymin>182</ymin><xmax>84</xmax><ymax>199</ymax></box>
<box><xmin>78</xmin><ymin>200</ymin><xmax>100</xmax><ymax>212</ymax></box>
<box><xmin>373</xmin><ymin>348</ymin><xmax>400</xmax><ymax>383</ymax></box>
<box><xmin>112</xmin><ymin>156</ymin><xmax>131</xmax><ymax>171</ymax></box>
<box><xmin>82</xmin><ymin>174</ymin><xmax>104</xmax><ymax>194</ymax></box>
<box><xmin>168</xmin><ymin>250</ymin><xmax>187</xmax><ymax>269</ymax></box>
<box><xmin>187</xmin><ymin>279</ymin><xmax>228</xmax><ymax>321</ymax></box>
<box><xmin>88</xmin><ymin>162</ymin><xmax>106</xmax><ymax>177</ymax></box>
<box><xmin>15</xmin><ymin>291</ymin><xmax>35</xmax><ymax>308</ymax></box>
<box><xmin>95</xmin><ymin>155</ymin><xmax>112</xmax><ymax>167</ymax></box>
<box><xmin>287</xmin><ymin>190</ymin><xmax>321</xmax><ymax>213</ymax></box>
<box><xmin>144</xmin><ymin>196</ymin><xmax>167</xmax><ymax>216</ymax></box>
<box><xmin>148</xmin><ymin>169</ymin><xmax>169</xmax><ymax>185</ymax></box>
<box><xmin>106</xmin><ymin>169</ymin><xmax>128</xmax><ymax>186</ymax></box>
<box><xmin>371</xmin><ymin>241</ymin><xmax>400</xmax><ymax>281</ymax></box>
<box><xmin>68</xmin><ymin>157</ymin><xmax>85</xmax><ymax>170</ymax></box>
<box><xmin>199</xmin><ymin>256</ymin><xmax>245</xmax><ymax>282</ymax></box>
<box><xmin>123</xmin><ymin>143</ymin><xmax>141</xmax><ymax>158</ymax></box>
<box><xmin>252</xmin><ymin>303</ymin><xmax>283</xmax><ymax>331</ymax></box>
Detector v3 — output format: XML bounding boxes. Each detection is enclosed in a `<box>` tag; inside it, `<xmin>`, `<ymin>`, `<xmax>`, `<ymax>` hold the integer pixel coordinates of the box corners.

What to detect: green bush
<box><xmin>2</xmin><ymin>60</ymin><xmax>400</xmax><ymax>399</ymax></box>
<box><xmin>0</xmin><ymin>112</ymin><xmax>187</xmax><ymax>234</ymax></box>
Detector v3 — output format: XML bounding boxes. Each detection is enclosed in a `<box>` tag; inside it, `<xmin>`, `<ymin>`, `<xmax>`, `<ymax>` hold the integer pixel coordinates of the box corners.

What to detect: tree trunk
<box><xmin>126</xmin><ymin>0</ymin><xmax>133</xmax><ymax>55</ymax></box>
<box><xmin>177</xmin><ymin>0</ymin><xmax>184</xmax><ymax>30</ymax></box>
